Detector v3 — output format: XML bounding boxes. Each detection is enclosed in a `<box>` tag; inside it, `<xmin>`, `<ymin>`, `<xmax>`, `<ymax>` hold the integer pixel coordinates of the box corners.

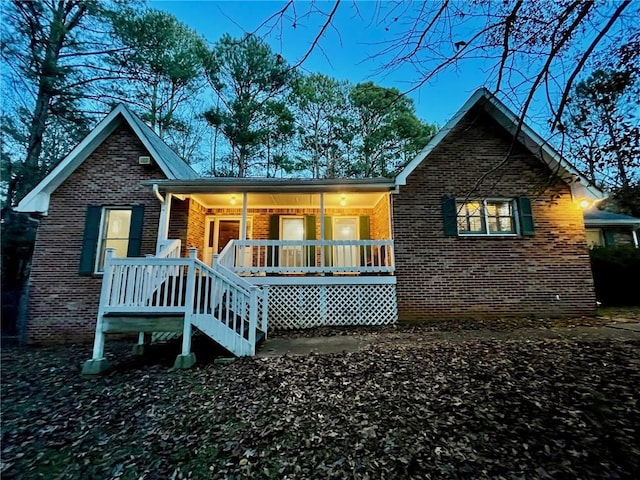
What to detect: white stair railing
<box><xmin>98</xmin><ymin>246</ymin><xmax>265</xmax><ymax>357</ymax></box>
<box><xmin>189</xmin><ymin>256</ymin><xmax>265</xmax><ymax>356</ymax></box>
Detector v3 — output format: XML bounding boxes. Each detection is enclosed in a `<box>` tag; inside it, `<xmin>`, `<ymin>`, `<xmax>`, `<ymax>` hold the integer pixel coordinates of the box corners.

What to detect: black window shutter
<box><xmin>79</xmin><ymin>205</ymin><xmax>102</xmax><ymax>275</ymax></box>
<box><xmin>304</xmin><ymin>215</ymin><xmax>316</xmax><ymax>240</ymax></box>
<box><xmin>323</xmin><ymin>216</ymin><xmax>333</xmax><ymax>266</ymax></box>
<box><xmin>442</xmin><ymin>196</ymin><xmax>458</xmax><ymax>236</ymax></box>
<box><xmin>359</xmin><ymin>215</ymin><xmax>370</xmax><ymax>266</ymax></box>
<box><xmin>304</xmin><ymin>215</ymin><xmax>316</xmax><ymax>267</ymax></box>
<box><xmin>517</xmin><ymin>197</ymin><xmax>535</xmax><ymax>236</ymax></box>
<box><xmin>267</xmin><ymin>215</ymin><xmax>280</xmax><ymax>267</ymax></box>
<box><xmin>127</xmin><ymin>205</ymin><xmax>145</xmax><ymax>257</ymax></box>
<box><xmin>603</xmin><ymin>230</ymin><xmax>615</xmax><ymax>246</ymax></box>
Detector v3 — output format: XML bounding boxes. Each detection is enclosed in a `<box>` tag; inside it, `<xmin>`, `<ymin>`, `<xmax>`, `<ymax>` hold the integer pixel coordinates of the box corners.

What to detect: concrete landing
<box><xmin>256</xmin><ymin>323</ymin><xmax>640</xmax><ymax>357</ymax></box>
<box><xmin>607</xmin><ymin>322</ymin><xmax>640</xmax><ymax>333</ymax></box>
<box><xmin>256</xmin><ymin>335</ymin><xmax>377</xmax><ymax>357</ymax></box>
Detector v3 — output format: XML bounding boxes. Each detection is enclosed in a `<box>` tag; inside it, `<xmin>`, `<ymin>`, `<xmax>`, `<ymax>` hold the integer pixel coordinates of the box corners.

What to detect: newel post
<box><xmin>173</xmin><ymin>247</ymin><xmax>197</xmax><ymax>370</ymax></box>
<box><xmin>248</xmin><ymin>285</ymin><xmax>258</xmax><ymax>355</ymax></box>
<box><xmin>81</xmin><ymin>248</ymin><xmax>115</xmax><ymax>375</ymax></box>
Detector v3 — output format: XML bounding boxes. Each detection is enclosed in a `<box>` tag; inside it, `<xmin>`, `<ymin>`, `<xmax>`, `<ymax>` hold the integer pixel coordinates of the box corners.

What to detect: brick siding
<box><xmin>393</xmin><ymin>107</ymin><xmax>597</xmax><ymax>320</ymax></box>
<box><xmin>26</xmin><ymin>122</ymin><xmax>166</xmax><ymax>343</ymax></box>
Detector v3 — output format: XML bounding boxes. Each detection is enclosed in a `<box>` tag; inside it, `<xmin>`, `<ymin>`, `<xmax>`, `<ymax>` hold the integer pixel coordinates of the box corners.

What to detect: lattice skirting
<box><xmin>151</xmin><ymin>332</ymin><xmax>181</xmax><ymax>342</ymax></box>
<box><xmin>266</xmin><ymin>283</ymin><xmax>397</xmax><ymax>330</ymax></box>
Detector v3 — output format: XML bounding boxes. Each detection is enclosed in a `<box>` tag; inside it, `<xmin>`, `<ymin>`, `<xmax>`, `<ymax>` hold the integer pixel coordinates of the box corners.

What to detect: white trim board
<box><xmin>16</xmin><ymin>104</ymin><xmax>197</xmax><ymax>214</ymax></box>
<box><xmin>247</xmin><ymin>276</ymin><xmax>396</xmax><ymax>286</ymax></box>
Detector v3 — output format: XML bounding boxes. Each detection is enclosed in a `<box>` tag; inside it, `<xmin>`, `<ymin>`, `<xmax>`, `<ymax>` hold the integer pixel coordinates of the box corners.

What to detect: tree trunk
<box><xmin>22</xmin><ymin>1</ymin><xmax>88</xmax><ymax>170</ymax></box>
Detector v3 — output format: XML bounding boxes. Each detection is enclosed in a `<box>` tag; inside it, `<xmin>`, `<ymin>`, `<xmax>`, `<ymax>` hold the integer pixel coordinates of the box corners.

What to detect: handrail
<box><xmin>156</xmin><ymin>239</ymin><xmax>181</xmax><ymax>258</ymax></box>
<box><xmin>99</xmin><ymin>246</ymin><xmax>266</xmax><ymax>357</ymax></box>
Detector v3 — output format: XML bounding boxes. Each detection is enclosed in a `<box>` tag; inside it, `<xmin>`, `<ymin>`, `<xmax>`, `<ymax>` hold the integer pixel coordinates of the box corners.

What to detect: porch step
<box><xmin>102</xmin><ymin>313</ymin><xmax>184</xmax><ymax>333</ymax></box>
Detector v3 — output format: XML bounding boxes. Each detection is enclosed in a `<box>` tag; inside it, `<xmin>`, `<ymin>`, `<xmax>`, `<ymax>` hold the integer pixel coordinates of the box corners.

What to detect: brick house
<box><xmin>16</xmin><ymin>88</ymin><xmax>603</xmax><ymax>371</ymax></box>
<box><xmin>583</xmin><ymin>209</ymin><xmax>640</xmax><ymax>248</ymax></box>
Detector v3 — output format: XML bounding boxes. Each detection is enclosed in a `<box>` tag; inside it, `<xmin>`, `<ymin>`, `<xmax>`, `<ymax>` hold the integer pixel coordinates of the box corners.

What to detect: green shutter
<box><xmin>359</xmin><ymin>215</ymin><xmax>370</xmax><ymax>266</ymax></box>
<box><xmin>442</xmin><ymin>196</ymin><xmax>457</xmax><ymax>236</ymax></box>
<box><xmin>267</xmin><ymin>215</ymin><xmax>280</xmax><ymax>267</ymax></box>
<box><xmin>603</xmin><ymin>230</ymin><xmax>615</xmax><ymax>246</ymax></box>
<box><xmin>323</xmin><ymin>216</ymin><xmax>333</xmax><ymax>266</ymax></box>
<box><xmin>127</xmin><ymin>205</ymin><xmax>145</xmax><ymax>257</ymax></box>
<box><xmin>79</xmin><ymin>205</ymin><xmax>102</xmax><ymax>275</ymax></box>
<box><xmin>517</xmin><ymin>196</ymin><xmax>535</xmax><ymax>236</ymax></box>
<box><xmin>304</xmin><ymin>215</ymin><xmax>316</xmax><ymax>240</ymax></box>
<box><xmin>304</xmin><ymin>215</ymin><xmax>316</xmax><ymax>267</ymax></box>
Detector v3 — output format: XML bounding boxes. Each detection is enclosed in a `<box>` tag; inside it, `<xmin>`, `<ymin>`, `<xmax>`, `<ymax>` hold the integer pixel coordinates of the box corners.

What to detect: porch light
<box><xmin>230</xmin><ymin>195</ymin><xmax>236</xmax><ymax>205</ymax></box>
<box><xmin>340</xmin><ymin>195</ymin><xmax>347</xmax><ymax>206</ymax></box>
<box><xmin>579</xmin><ymin>199</ymin><xmax>592</xmax><ymax>209</ymax></box>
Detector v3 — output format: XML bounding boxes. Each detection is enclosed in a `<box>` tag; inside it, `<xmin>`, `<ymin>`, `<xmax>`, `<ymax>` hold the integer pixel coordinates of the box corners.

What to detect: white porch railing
<box><xmin>217</xmin><ymin>239</ymin><xmax>395</xmax><ymax>275</ymax></box>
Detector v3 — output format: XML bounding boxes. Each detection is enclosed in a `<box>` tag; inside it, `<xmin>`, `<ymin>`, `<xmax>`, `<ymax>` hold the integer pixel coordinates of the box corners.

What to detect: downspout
<box><xmin>153</xmin><ymin>183</ymin><xmax>172</xmax><ymax>254</ymax></box>
<box><xmin>153</xmin><ymin>183</ymin><xmax>165</xmax><ymax>203</ymax></box>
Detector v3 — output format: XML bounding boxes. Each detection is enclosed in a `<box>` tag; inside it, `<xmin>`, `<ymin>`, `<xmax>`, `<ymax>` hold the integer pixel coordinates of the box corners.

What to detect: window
<box><xmin>96</xmin><ymin>208</ymin><xmax>132</xmax><ymax>270</ymax></box>
<box><xmin>79</xmin><ymin>204</ymin><xmax>144</xmax><ymax>275</ymax></box>
<box><xmin>456</xmin><ymin>200</ymin><xmax>516</xmax><ymax>235</ymax></box>
<box><xmin>585</xmin><ymin>229</ymin><xmax>604</xmax><ymax>248</ymax></box>
<box><xmin>442</xmin><ymin>196</ymin><xmax>534</xmax><ymax>237</ymax></box>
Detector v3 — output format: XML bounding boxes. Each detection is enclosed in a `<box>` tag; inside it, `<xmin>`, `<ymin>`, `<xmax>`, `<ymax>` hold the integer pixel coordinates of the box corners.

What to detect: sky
<box><xmin>148</xmin><ymin>0</ymin><xmax>487</xmax><ymax>127</ymax></box>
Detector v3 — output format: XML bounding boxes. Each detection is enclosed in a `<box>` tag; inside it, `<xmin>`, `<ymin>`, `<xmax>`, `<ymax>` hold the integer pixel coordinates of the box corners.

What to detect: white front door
<box><xmin>203</xmin><ymin>217</ymin><xmax>252</xmax><ymax>267</ymax></box>
<box><xmin>280</xmin><ymin>217</ymin><xmax>304</xmax><ymax>269</ymax></box>
<box><xmin>333</xmin><ymin>217</ymin><xmax>359</xmax><ymax>268</ymax></box>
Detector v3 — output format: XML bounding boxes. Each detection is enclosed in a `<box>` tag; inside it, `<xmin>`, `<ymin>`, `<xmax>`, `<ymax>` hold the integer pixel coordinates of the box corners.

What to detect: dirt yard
<box><xmin>2</xmin><ymin>318</ymin><xmax>639</xmax><ymax>479</ymax></box>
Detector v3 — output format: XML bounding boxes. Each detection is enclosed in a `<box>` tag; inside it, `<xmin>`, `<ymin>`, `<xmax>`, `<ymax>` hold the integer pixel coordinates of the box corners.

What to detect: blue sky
<box><xmin>149</xmin><ymin>0</ymin><xmax>486</xmax><ymax>127</ymax></box>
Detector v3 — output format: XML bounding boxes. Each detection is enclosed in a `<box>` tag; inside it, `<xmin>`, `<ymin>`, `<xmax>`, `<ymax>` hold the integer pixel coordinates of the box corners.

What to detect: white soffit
<box><xmin>190</xmin><ymin>192</ymin><xmax>387</xmax><ymax>209</ymax></box>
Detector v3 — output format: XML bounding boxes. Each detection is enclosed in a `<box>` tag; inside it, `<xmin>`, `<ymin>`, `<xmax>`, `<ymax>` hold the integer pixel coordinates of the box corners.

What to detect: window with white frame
<box><xmin>585</xmin><ymin>228</ymin><xmax>604</xmax><ymax>248</ymax></box>
<box><xmin>456</xmin><ymin>199</ymin><xmax>517</xmax><ymax>235</ymax></box>
<box><xmin>96</xmin><ymin>208</ymin><xmax>132</xmax><ymax>270</ymax></box>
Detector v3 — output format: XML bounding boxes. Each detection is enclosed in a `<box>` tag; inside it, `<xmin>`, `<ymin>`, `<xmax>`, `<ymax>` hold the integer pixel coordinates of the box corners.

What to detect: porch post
<box><xmin>241</xmin><ymin>192</ymin><xmax>248</xmax><ymax>241</ymax></box>
<box><xmin>320</xmin><ymin>192</ymin><xmax>325</xmax><ymax>268</ymax></box>
<box><xmin>156</xmin><ymin>193</ymin><xmax>173</xmax><ymax>253</ymax></box>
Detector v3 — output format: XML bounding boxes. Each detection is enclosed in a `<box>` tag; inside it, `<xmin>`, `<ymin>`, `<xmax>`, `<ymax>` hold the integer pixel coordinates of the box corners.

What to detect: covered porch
<box><xmin>151</xmin><ymin>178</ymin><xmax>398</xmax><ymax>329</ymax></box>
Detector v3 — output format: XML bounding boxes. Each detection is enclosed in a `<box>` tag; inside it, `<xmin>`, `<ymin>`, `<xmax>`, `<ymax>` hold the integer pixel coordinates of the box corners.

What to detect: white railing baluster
<box><xmin>219</xmin><ymin>239</ymin><xmax>395</xmax><ymax>276</ymax></box>
<box><xmin>97</xmin><ymin>240</ymin><xmax>266</xmax><ymax>357</ymax></box>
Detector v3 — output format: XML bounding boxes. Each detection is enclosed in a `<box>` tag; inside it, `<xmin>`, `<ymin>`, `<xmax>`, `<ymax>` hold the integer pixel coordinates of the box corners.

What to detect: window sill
<box><xmin>457</xmin><ymin>233</ymin><xmax>520</xmax><ymax>238</ymax></box>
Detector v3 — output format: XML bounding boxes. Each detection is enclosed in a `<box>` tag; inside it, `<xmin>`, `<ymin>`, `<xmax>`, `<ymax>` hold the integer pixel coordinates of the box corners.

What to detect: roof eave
<box><xmin>146</xmin><ymin>178</ymin><xmax>397</xmax><ymax>194</ymax></box>
<box><xmin>15</xmin><ymin>108</ymin><xmax>125</xmax><ymax>214</ymax></box>
<box><xmin>395</xmin><ymin>88</ymin><xmax>605</xmax><ymax>201</ymax></box>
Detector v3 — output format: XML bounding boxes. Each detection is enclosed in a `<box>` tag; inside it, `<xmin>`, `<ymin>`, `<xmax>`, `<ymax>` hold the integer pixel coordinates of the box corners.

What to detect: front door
<box><xmin>280</xmin><ymin>217</ymin><xmax>304</xmax><ymax>269</ymax></box>
<box><xmin>203</xmin><ymin>217</ymin><xmax>251</xmax><ymax>266</ymax></box>
<box><xmin>333</xmin><ymin>217</ymin><xmax>359</xmax><ymax>268</ymax></box>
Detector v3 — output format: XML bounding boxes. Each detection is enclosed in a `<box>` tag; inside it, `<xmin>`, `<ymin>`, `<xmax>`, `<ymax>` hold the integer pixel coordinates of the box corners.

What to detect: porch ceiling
<box><xmin>189</xmin><ymin>192</ymin><xmax>387</xmax><ymax>209</ymax></box>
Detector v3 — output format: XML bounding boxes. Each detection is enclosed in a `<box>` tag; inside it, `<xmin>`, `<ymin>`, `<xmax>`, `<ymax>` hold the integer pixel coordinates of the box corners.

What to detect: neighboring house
<box><xmin>16</xmin><ymin>88</ymin><xmax>603</xmax><ymax>372</ymax></box>
<box><xmin>583</xmin><ymin>209</ymin><xmax>640</xmax><ymax>248</ymax></box>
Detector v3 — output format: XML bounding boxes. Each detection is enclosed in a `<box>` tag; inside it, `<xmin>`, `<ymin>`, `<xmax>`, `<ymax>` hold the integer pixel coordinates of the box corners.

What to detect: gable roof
<box><xmin>395</xmin><ymin>88</ymin><xmax>604</xmax><ymax>201</ymax></box>
<box><xmin>16</xmin><ymin>104</ymin><xmax>199</xmax><ymax>214</ymax></box>
<box><xmin>584</xmin><ymin>209</ymin><xmax>640</xmax><ymax>227</ymax></box>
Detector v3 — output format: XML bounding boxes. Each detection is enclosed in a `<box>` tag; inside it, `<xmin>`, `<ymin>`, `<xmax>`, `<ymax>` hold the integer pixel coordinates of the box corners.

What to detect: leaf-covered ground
<box><xmin>2</xmin><ymin>333</ymin><xmax>639</xmax><ymax>479</ymax></box>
